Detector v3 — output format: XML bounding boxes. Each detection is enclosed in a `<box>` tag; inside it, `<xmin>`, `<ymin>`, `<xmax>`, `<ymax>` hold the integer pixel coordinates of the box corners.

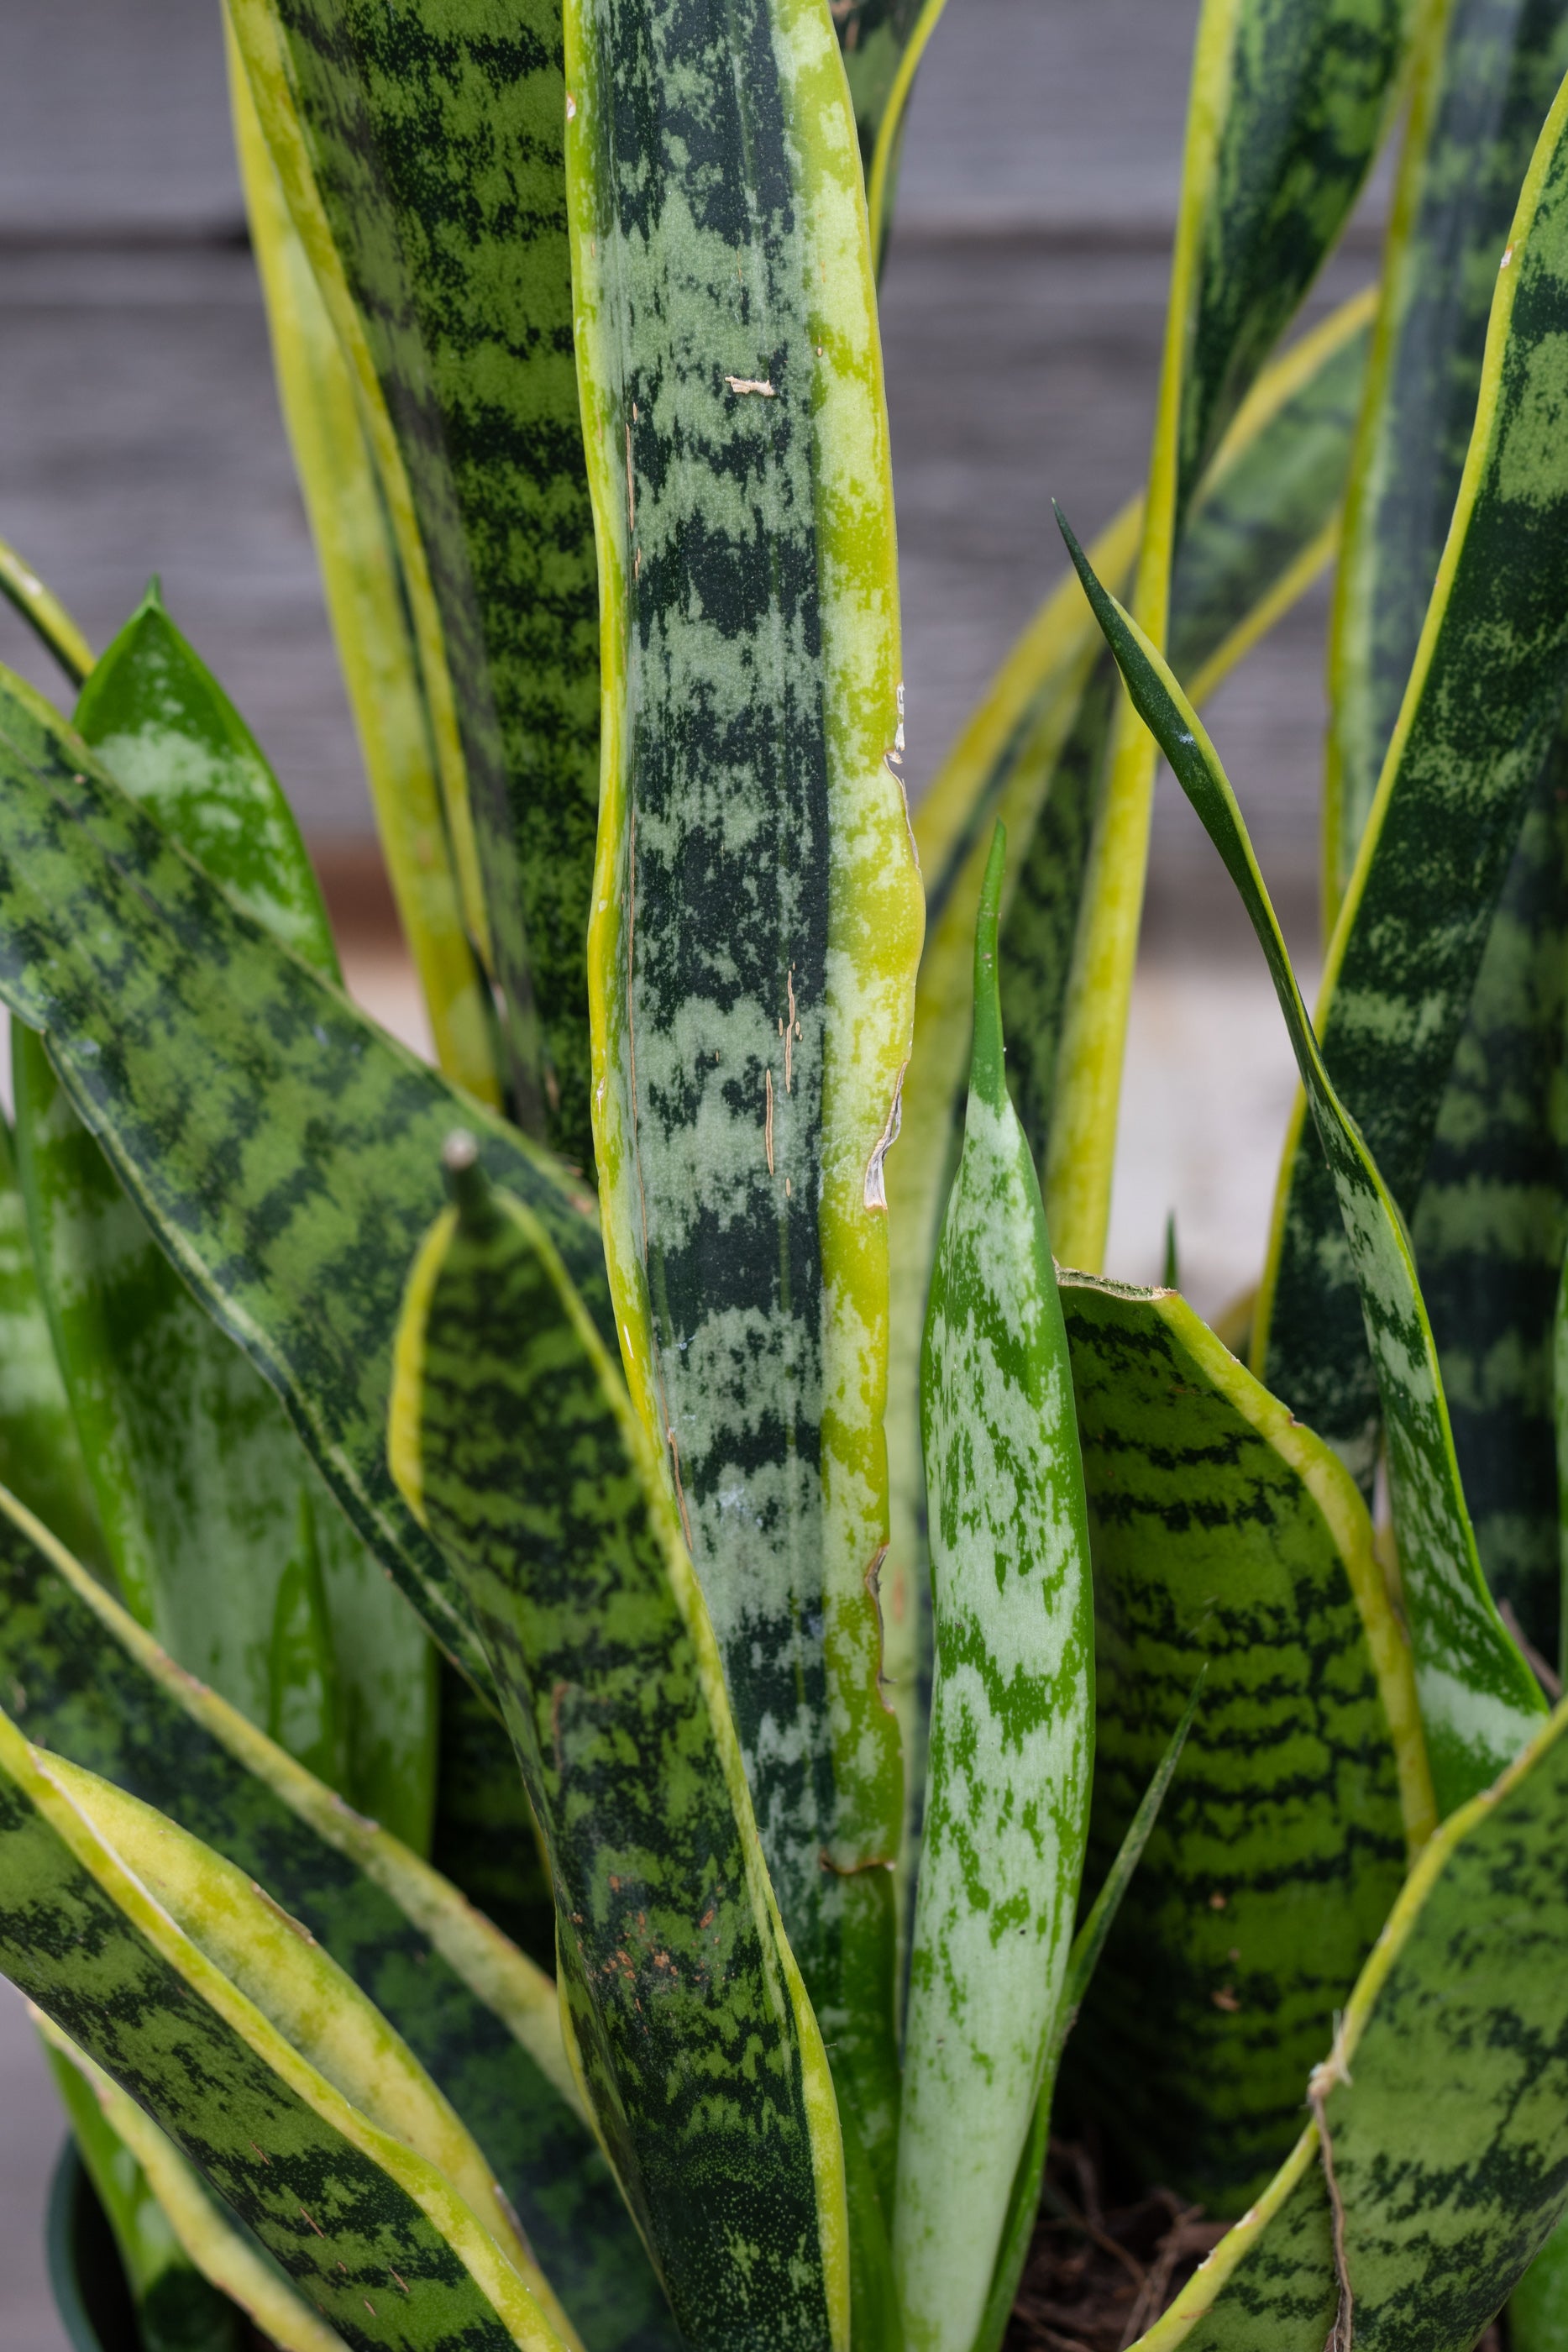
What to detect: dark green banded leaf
<box><xmin>428</xmin><ymin>1656</ymin><xmax>558</xmax><ymax>1976</ymax></box>
<box><xmin>887</xmin><ymin>296</ymin><xmax>1372</xmax><ymax>1896</ymax></box>
<box><xmin>0</xmin><ymin>532</ymin><xmax>92</xmax><ymax>687</ymax></box>
<box><xmin>894</xmin><ymin>827</ymin><xmax>1093</xmax><ymax>2352</ymax></box>
<box><xmin>1134</xmin><ymin>1695</ymin><xmax>1568</xmax><ymax>2352</ymax></box>
<box><xmin>1053</xmin><ymin>1269</ymin><xmax>1424</xmax><ymax>2214</ymax></box>
<box><xmin>0</xmin><ymin>1110</ymin><xmax>106</xmax><ymax>1578</ymax></box>
<box><xmin>0</xmin><ymin>662</ymin><xmax>609</xmax><ymax>1704</ymax></box>
<box><xmin>1061</xmin><ymin>516</ymin><xmax>1546</xmax><ymax>1816</ymax></box>
<box><xmin>12</xmin><ymin>595</ymin><xmax>435</xmax><ymax>1847</ymax></box>
<box><xmin>0</xmin><ymin>1709</ymin><xmax>574</xmax><ymax>2352</ymax></box>
<box><xmin>1409</xmin><ymin>748</ymin><xmax>1568</xmax><ymax>1659</ymax></box>
<box><xmin>1325</xmin><ymin>0</ymin><xmax>1568</xmax><ymax>911</ymax></box>
<box><xmin>1047</xmin><ymin>0</ymin><xmax>1409</xmax><ymax>1271</ymax></box>
<box><xmin>568</xmin><ymin>0</ymin><xmax>921</xmax><ymax>2202</ymax></box>
<box><xmin>1258</xmin><ymin>69</ymin><xmax>1568</xmax><ymax>1486</ymax></box>
<box><xmin>230</xmin><ymin>0</ymin><xmax>599</xmax><ymax>1158</ymax></box>
<box><xmin>227</xmin><ymin>32</ymin><xmax>504</xmax><ymax>1110</ymax></box>
<box><xmin>391</xmin><ymin>1162</ymin><xmax>848</xmax><ymax>2352</ymax></box>
<box><xmin>44</xmin><ymin>2026</ymin><xmax>250</xmax><ymax>2352</ymax></box>
<box><xmin>0</xmin><ymin>1489</ymin><xmax>674</xmax><ymax>2352</ymax></box>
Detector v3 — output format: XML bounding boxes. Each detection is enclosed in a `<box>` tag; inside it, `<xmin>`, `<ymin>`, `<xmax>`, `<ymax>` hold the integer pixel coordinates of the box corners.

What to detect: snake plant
<box><xmin>5</xmin><ymin>0</ymin><xmax>1568</xmax><ymax>2347</ymax></box>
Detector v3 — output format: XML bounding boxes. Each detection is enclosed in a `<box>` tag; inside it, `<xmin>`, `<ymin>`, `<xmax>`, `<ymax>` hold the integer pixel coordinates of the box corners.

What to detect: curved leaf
<box><xmin>224</xmin><ymin>41</ymin><xmax>503</xmax><ymax>1110</ymax></box>
<box><xmin>12</xmin><ymin>594</ymin><xmax>435</xmax><ymax>1846</ymax></box>
<box><xmin>568</xmin><ymin>0</ymin><xmax>922</xmax><ymax>2203</ymax></box>
<box><xmin>42</xmin><ymin>2019</ymin><xmax>338</xmax><ymax>2352</ymax></box>
<box><xmin>1133</xmin><ymin>1696</ymin><xmax>1568</xmax><ymax>2352</ymax></box>
<box><xmin>853</xmin><ymin>0</ymin><xmax>951</xmax><ymax>270</ymax></box>
<box><xmin>1258</xmin><ymin>66</ymin><xmax>1568</xmax><ymax>1487</ymax></box>
<box><xmin>1055</xmin><ymin>1269</ymin><xmax>1428</xmax><ymax>2213</ymax></box>
<box><xmin>1047</xmin><ymin>0</ymin><xmax>1410</xmax><ymax>1272</ymax></box>
<box><xmin>894</xmin><ymin>827</ymin><xmax>1093</xmax><ymax>2352</ymax></box>
<box><xmin>391</xmin><ymin>1158</ymin><xmax>849</xmax><ymax>2352</ymax></box>
<box><xmin>0</xmin><ymin>1707</ymin><xmax>574</xmax><ymax>2352</ymax></box>
<box><xmin>228</xmin><ymin>0</ymin><xmax>599</xmax><ymax>1158</ymax></box>
<box><xmin>0</xmin><ymin>663</ymin><xmax>609</xmax><ymax>1704</ymax></box>
<box><xmin>0</xmin><ymin>1488</ymin><xmax>674</xmax><ymax>2352</ymax></box>
<box><xmin>43</xmin><ymin>2025</ymin><xmax>250</xmax><ymax>2352</ymax></box>
<box><xmin>1325</xmin><ymin>0</ymin><xmax>1568</xmax><ymax>914</ymax></box>
<box><xmin>1061</xmin><ymin>516</ymin><xmax>1547</xmax><ymax>1816</ymax></box>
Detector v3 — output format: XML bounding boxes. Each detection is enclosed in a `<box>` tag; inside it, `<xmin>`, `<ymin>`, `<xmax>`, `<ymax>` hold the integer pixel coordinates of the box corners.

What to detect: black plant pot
<box><xmin>47</xmin><ymin>2141</ymin><xmax>142</xmax><ymax>2352</ymax></box>
<box><xmin>46</xmin><ymin>2144</ymin><xmax>255</xmax><ymax>2352</ymax></box>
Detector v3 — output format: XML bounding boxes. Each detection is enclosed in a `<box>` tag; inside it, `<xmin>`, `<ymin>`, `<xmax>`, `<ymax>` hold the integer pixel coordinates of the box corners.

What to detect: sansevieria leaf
<box><xmin>1130</xmin><ymin>1696</ymin><xmax>1568</xmax><ymax>2352</ymax></box>
<box><xmin>1258</xmin><ymin>65</ymin><xmax>1568</xmax><ymax>1490</ymax></box>
<box><xmin>0</xmin><ymin>1111</ymin><xmax>106</xmax><ymax>1578</ymax></box>
<box><xmin>1325</xmin><ymin>0</ymin><xmax>1568</xmax><ymax>912</ymax></box>
<box><xmin>0</xmin><ymin>1708</ymin><xmax>577</xmax><ymax>2352</ymax></box>
<box><xmin>568</xmin><ymin>0</ymin><xmax>922</xmax><ymax>2208</ymax></box>
<box><xmin>43</xmin><ymin>2024</ymin><xmax>249</xmax><ymax>2352</ymax></box>
<box><xmin>1409</xmin><ymin>747</ymin><xmax>1568</xmax><ymax>1658</ymax></box>
<box><xmin>228</xmin><ymin>0</ymin><xmax>600</xmax><ymax>1158</ymax></box>
<box><xmin>1055</xmin><ymin>1270</ymin><xmax>1428</xmax><ymax>2213</ymax></box>
<box><xmin>1060</xmin><ymin>515</ymin><xmax>1546</xmax><ymax>1818</ymax></box>
<box><xmin>13</xmin><ymin>591</ymin><xmax>435</xmax><ymax>1847</ymax></box>
<box><xmin>885</xmin><ymin>291</ymin><xmax>1373</xmax><ymax>1892</ymax></box>
<box><xmin>226</xmin><ymin>29</ymin><xmax>502</xmax><ymax>1109</ymax></box>
<box><xmin>391</xmin><ymin>1152</ymin><xmax>849</xmax><ymax>2352</ymax></box>
<box><xmin>0</xmin><ymin>531</ymin><xmax>92</xmax><ymax>687</ymax></box>
<box><xmin>0</xmin><ymin>662</ymin><xmax>609</xmax><ymax>1704</ymax></box>
<box><xmin>894</xmin><ymin>827</ymin><xmax>1093</xmax><ymax>2352</ymax></box>
<box><xmin>1047</xmin><ymin>0</ymin><xmax>1411</xmax><ymax>1272</ymax></box>
<box><xmin>0</xmin><ymin>1488</ymin><xmax>678</xmax><ymax>2352</ymax></box>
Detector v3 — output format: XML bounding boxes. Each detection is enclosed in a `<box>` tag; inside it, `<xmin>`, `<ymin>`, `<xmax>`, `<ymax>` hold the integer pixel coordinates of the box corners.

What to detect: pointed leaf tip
<box><xmin>971</xmin><ymin>822</ymin><xmax>1009</xmax><ymax>1111</ymax></box>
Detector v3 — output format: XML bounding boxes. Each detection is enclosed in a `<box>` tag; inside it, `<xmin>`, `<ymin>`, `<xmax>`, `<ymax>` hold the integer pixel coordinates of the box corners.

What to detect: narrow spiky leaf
<box><xmin>568</xmin><ymin>0</ymin><xmax>921</xmax><ymax>2200</ymax></box>
<box><xmin>894</xmin><ymin>826</ymin><xmax>1093</xmax><ymax>2352</ymax></box>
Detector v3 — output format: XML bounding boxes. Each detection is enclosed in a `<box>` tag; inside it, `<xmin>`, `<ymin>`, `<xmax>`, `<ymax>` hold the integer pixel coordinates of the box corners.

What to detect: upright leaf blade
<box><xmin>1258</xmin><ymin>68</ymin><xmax>1568</xmax><ymax>1488</ymax></box>
<box><xmin>226</xmin><ymin>35</ymin><xmax>502</xmax><ymax>1109</ymax></box>
<box><xmin>1409</xmin><ymin>748</ymin><xmax>1568</xmax><ymax>1657</ymax></box>
<box><xmin>569</xmin><ymin>0</ymin><xmax>922</xmax><ymax>2197</ymax></box>
<box><xmin>391</xmin><ymin>1163</ymin><xmax>849</xmax><ymax>2352</ymax></box>
<box><xmin>1055</xmin><ymin>1272</ymin><xmax>1426</xmax><ymax>2213</ymax></box>
<box><xmin>229</xmin><ymin>0</ymin><xmax>599</xmax><ymax>1158</ymax></box>
<box><xmin>886</xmin><ymin>295</ymin><xmax>1372</xmax><ymax>1912</ymax></box>
<box><xmin>1325</xmin><ymin>0</ymin><xmax>1568</xmax><ymax>914</ymax></box>
<box><xmin>1062</xmin><ymin>518</ymin><xmax>1547</xmax><ymax>1815</ymax></box>
<box><xmin>1046</xmin><ymin>0</ymin><xmax>1410</xmax><ymax>1272</ymax></box>
<box><xmin>894</xmin><ymin>827</ymin><xmax>1093</xmax><ymax>2352</ymax></box>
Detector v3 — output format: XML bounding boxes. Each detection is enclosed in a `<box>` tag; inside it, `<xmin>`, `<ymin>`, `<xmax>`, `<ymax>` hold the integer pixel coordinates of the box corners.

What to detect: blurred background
<box><xmin>0</xmin><ymin>3</ymin><xmax>1389</xmax><ymax>2339</ymax></box>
